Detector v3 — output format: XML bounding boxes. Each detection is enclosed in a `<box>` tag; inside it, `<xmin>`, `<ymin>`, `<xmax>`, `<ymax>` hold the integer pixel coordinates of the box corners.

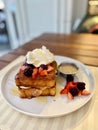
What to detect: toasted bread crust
<box><xmin>18</xmin><ymin>86</ymin><xmax>56</xmax><ymax>98</ymax></box>
<box><xmin>15</xmin><ymin>61</ymin><xmax>57</xmax><ymax>88</ymax></box>
<box><xmin>15</xmin><ymin>70</ymin><xmax>56</xmax><ymax>88</ymax></box>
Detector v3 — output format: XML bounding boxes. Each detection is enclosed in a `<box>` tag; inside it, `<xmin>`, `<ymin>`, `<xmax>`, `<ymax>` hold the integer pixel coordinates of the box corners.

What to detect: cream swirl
<box><xmin>26</xmin><ymin>46</ymin><xmax>55</xmax><ymax>67</ymax></box>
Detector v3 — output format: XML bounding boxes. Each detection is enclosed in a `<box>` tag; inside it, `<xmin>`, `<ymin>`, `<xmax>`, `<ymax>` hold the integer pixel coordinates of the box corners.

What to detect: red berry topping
<box><xmin>23</xmin><ymin>67</ymin><xmax>33</xmax><ymax>77</ymax></box>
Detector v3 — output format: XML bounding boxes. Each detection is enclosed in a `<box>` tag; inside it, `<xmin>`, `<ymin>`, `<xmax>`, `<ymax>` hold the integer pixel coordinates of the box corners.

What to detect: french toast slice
<box><xmin>15</xmin><ymin>67</ymin><xmax>56</xmax><ymax>88</ymax></box>
<box><xmin>18</xmin><ymin>86</ymin><xmax>56</xmax><ymax>98</ymax></box>
<box><xmin>15</xmin><ymin>61</ymin><xmax>57</xmax><ymax>98</ymax></box>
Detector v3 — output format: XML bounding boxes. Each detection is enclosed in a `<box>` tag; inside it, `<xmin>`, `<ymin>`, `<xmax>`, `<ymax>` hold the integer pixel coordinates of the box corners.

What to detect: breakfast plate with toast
<box><xmin>0</xmin><ymin>47</ymin><xmax>95</xmax><ymax>118</ymax></box>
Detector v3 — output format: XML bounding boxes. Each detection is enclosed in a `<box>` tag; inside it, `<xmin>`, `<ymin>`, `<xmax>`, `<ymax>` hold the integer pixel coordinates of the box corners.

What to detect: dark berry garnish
<box><xmin>66</xmin><ymin>74</ymin><xmax>74</xmax><ymax>82</ymax></box>
<box><xmin>77</xmin><ymin>82</ymin><xmax>85</xmax><ymax>91</ymax></box>
<box><xmin>40</xmin><ymin>64</ymin><xmax>48</xmax><ymax>70</ymax></box>
<box><xmin>28</xmin><ymin>64</ymin><xmax>35</xmax><ymax>68</ymax></box>
<box><xmin>69</xmin><ymin>87</ymin><xmax>79</xmax><ymax>96</ymax></box>
<box><xmin>23</xmin><ymin>62</ymin><xmax>35</xmax><ymax>68</ymax></box>
<box><xmin>23</xmin><ymin>62</ymin><xmax>29</xmax><ymax>66</ymax></box>
<box><xmin>23</xmin><ymin>67</ymin><xmax>33</xmax><ymax>77</ymax></box>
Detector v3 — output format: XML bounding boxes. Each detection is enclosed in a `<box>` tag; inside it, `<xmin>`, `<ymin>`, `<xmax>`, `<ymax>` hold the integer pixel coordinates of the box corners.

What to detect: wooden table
<box><xmin>0</xmin><ymin>33</ymin><xmax>98</xmax><ymax>130</ymax></box>
<box><xmin>0</xmin><ymin>33</ymin><xmax>98</xmax><ymax>70</ymax></box>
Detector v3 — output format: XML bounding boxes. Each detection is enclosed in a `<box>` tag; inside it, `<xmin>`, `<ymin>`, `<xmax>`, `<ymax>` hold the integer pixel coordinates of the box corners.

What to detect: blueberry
<box><xmin>77</xmin><ymin>82</ymin><xmax>85</xmax><ymax>90</ymax></box>
<box><xmin>23</xmin><ymin>62</ymin><xmax>35</xmax><ymax>68</ymax></box>
<box><xmin>66</xmin><ymin>75</ymin><xmax>74</xmax><ymax>82</ymax></box>
<box><xmin>28</xmin><ymin>64</ymin><xmax>35</xmax><ymax>68</ymax></box>
<box><xmin>69</xmin><ymin>87</ymin><xmax>79</xmax><ymax>96</ymax></box>
<box><xmin>23</xmin><ymin>67</ymin><xmax>33</xmax><ymax>77</ymax></box>
<box><xmin>40</xmin><ymin>64</ymin><xmax>48</xmax><ymax>70</ymax></box>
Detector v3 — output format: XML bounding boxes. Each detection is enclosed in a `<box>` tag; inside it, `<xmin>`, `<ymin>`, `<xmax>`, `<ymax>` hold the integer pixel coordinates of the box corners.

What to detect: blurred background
<box><xmin>0</xmin><ymin>0</ymin><xmax>98</xmax><ymax>56</ymax></box>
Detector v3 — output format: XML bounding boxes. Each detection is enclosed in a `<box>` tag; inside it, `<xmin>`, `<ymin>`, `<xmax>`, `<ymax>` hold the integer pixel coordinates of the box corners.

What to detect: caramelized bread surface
<box><xmin>15</xmin><ymin>70</ymin><xmax>56</xmax><ymax>88</ymax></box>
<box><xmin>15</xmin><ymin>61</ymin><xmax>57</xmax><ymax>88</ymax></box>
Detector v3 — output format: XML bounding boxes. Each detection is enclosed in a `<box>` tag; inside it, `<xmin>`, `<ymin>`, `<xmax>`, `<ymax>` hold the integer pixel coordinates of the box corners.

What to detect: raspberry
<box><xmin>23</xmin><ymin>67</ymin><xmax>33</xmax><ymax>77</ymax></box>
<box><xmin>77</xmin><ymin>82</ymin><xmax>85</xmax><ymax>90</ymax></box>
<box><xmin>66</xmin><ymin>75</ymin><xmax>74</xmax><ymax>82</ymax></box>
<box><xmin>69</xmin><ymin>87</ymin><xmax>79</xmax><ymax>96</ymax></box>
<box><xmin>40</xmin><ymin>64</ymin><xmax>48</xmax><ymax>70</ymax></box>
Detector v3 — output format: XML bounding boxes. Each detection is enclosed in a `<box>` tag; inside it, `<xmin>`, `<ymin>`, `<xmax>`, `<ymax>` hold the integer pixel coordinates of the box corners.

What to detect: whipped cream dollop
<box><xmin>26</xmin><ymin>46</ymin><xmax>55</xmax><ymax>67</ymax></box>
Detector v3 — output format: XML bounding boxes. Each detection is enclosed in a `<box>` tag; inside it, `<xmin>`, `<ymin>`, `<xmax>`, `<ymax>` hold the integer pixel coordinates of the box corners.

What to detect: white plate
<box><xmin>0</xmin><ymin>55</ymin><xmax>95</xmax><ymax>118</ymax></box>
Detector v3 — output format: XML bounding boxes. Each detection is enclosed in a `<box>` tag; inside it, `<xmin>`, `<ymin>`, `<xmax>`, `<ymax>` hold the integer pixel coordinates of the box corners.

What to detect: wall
<box><xmin>4</xmin><ymin>0</ymin><xmax>88</xmax><ymax>48</ymax></box>
<box><xmin>26</xmin><ymin>0</ymin><xmax>58</xmax><ymax>38</ymax></box>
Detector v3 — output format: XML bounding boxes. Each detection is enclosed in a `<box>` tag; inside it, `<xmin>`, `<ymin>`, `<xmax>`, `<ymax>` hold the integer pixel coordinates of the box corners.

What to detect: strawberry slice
<box><xmin>40</xmin><ymin>70</ymin><xmax>48</xmax><ymax>76</ymax></box>
<box><xmin>65</xmin><ymin>82</ymin><xmax>77</xmax><ymax>90</ymax></box>
<box><xmin>47</xmin><ymin>65</ymin><xmax>54</xmax><ymax>72</ymax></box>
<box><xmin>68</xmin><ymin>92</ymin><xmax>74</xmax><ymax>100</ymax></box>
<box><xmin>60</xmin><ymin>81</ymin><xmax>77</xmax><ymax>94</ymax></box>
<box><xmin>32</xmin><ymin>68</ymin><xmax>38</xmax><ymax>79</ymax></box>
<box><xmin>38</xmin><ymin>67</ymin><xmax>43</xmax><ymax>73</ymax></box>
<box><xmin>20</xmin><ymin>65</ymin><xmax>26</xmax><ymax>71</ymax></box>
<box><xmin>60</xmin><ymin>88</ymin><xmax>68</xmax><ymax>94</ymax></box>
<box><xmin>81</xmin><ymin>90</ymin><xmax>90</xmax><ymax>95</ymax></box>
